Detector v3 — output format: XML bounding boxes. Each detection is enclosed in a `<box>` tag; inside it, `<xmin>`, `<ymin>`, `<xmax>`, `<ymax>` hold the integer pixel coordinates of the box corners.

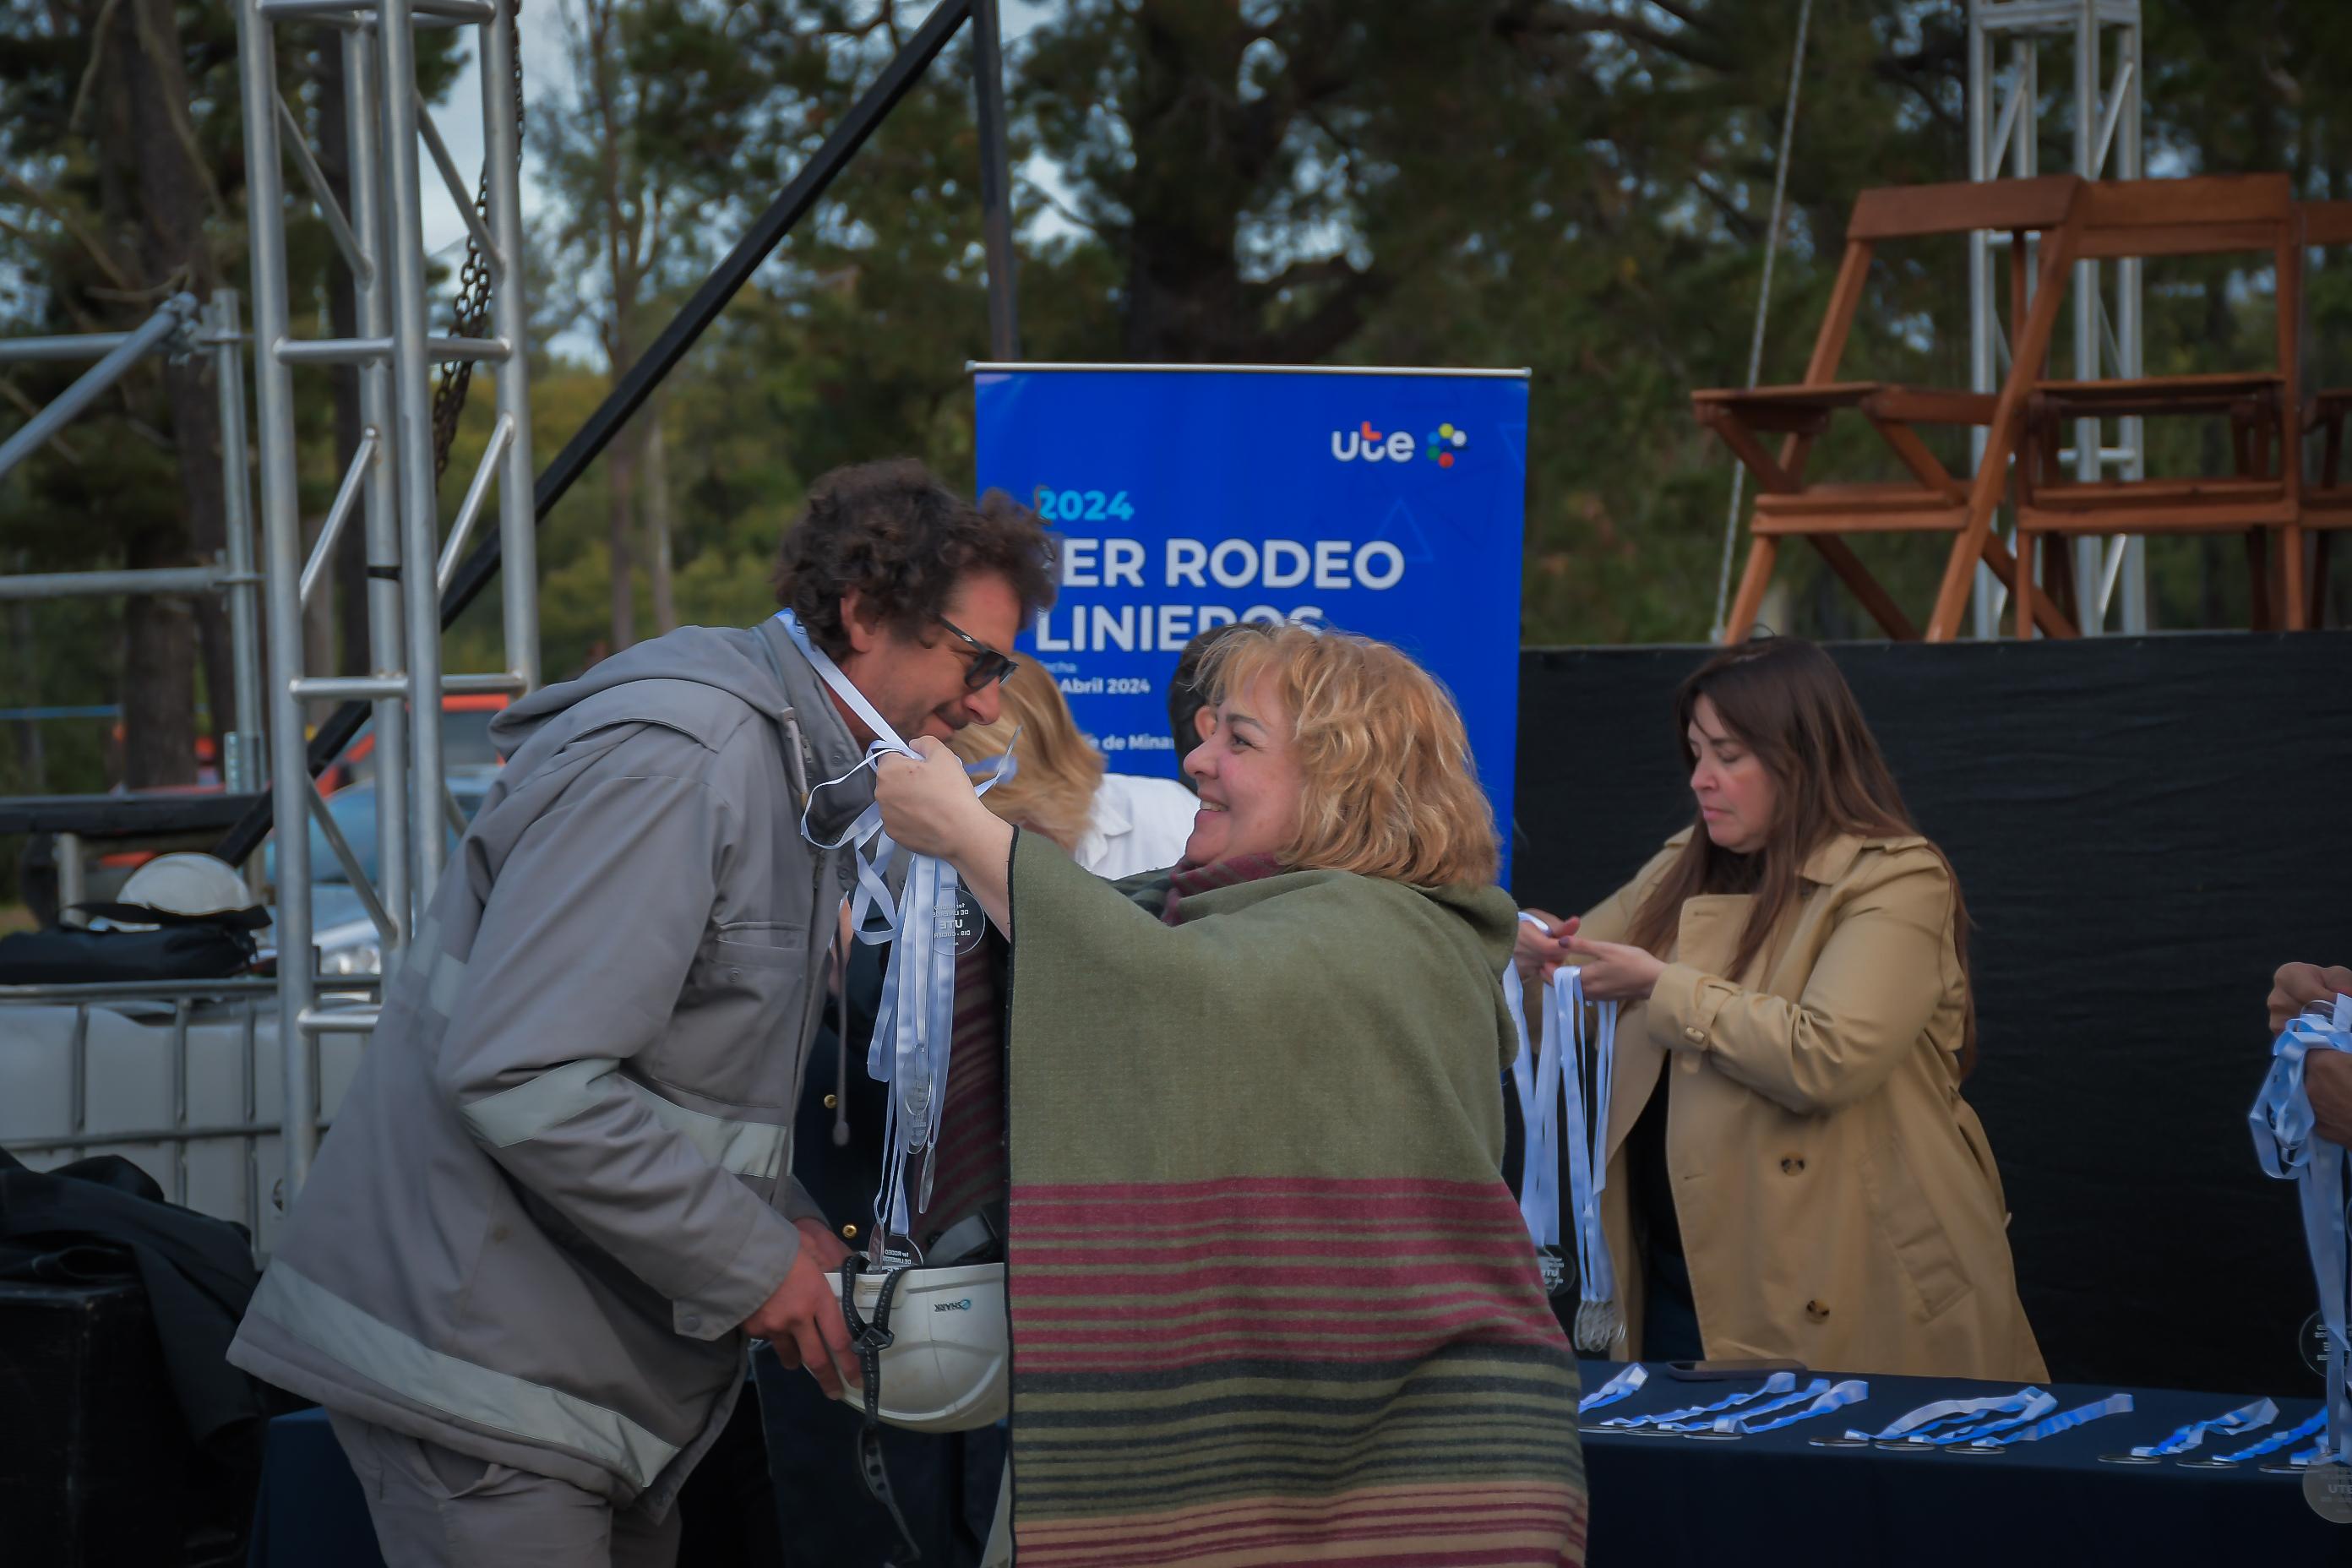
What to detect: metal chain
<box><xmin>429</xmin><ymin>1</ymin><xmax>523</xmax><ymax>485</ymax></box>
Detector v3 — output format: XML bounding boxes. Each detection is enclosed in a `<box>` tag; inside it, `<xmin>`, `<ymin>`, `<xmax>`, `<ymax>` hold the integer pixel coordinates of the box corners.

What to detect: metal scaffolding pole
<box><xmin>0</xmin><ymin>294</ymin><xmax>198</xmax><ymax>482</ymax></box>
<box><xmin>343</xmin><ymin>20</ymin><xmax>410</xmax><ymax>957</ymax></box>
<box><xmin>377</xmin><ymin>0</ymin><xmax>449</xmax><ymax>904</ymax></box>
<box><xmin>1968</xmin><ymin>0</ymin><xmax>2147</xmax><ymax>639</ymax></box>
<box><xmin>234</xmin><ymin>0</ymin><xmax>319</xmax><ymax>1190</ymax></box>
<box><xmin>205</xmin><ymin>291</ymin><xmax>268</xmax><ymax>803</ymax></box>
<box><xmin>234</xmin><ymin>0</ymin><xmax>539</xmax><ymax>1201</ymax></box>
<box><xmin>482</xmin><ymin>3</ymin><xmax>540</xmax><ymax>694</ymax></box>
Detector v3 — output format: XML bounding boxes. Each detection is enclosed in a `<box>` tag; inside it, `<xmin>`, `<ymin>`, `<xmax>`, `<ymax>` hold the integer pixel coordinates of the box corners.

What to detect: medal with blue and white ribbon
<box><xmin>774</xmin><ymin>610</ymin><xmax>1015</xmax><ymax>1252</ymax></box>
<box><xmin>2250</xmin><ymin>990</ymin><xmax>2352</xmax><ymax>1467</ymax></box>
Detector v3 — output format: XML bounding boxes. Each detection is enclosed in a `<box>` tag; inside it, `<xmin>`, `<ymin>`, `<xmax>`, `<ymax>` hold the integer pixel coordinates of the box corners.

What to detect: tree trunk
<box><xmin>1119</xmin><ymin>7</ymin><xmax>1250</xmax><ymax>362</ymax></box>
<box><xmin>642</xmin><ymin>401</ymin><xmax>677</xmax><ymax>635</ymax></box>
<box><xmin>92</xmin><ymin>0</ymin><xmax>220</xmax><ymax>786</ymax></box>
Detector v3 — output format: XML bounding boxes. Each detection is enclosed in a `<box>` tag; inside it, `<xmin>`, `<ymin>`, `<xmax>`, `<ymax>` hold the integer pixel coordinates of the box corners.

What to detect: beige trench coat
<box><xmin>1572</xmin><ymin>830</ymin><xmax>2046</xmax><ymax>1382</ymax></box>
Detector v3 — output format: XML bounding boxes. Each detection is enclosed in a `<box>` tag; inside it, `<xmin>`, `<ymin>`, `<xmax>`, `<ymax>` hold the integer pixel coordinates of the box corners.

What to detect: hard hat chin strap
<box><xmin>840</xmin><ymin>1255</ymin><xmax>925</xmax><ymax>1565</ymax></box>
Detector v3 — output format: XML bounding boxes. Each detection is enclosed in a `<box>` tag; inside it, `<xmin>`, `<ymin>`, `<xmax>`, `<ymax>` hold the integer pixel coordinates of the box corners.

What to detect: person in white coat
<box><xmin>949</xmin><ymin>652</ymin><xmax>1196</xmax><ymax>879</ymax></box>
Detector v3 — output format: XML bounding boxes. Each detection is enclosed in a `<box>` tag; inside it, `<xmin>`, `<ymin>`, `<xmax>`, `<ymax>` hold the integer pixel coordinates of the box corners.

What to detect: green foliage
<box><xmin>9</xmin><ymin>0</ymin><xmax>2352</xmax><ymax>818</ymax></box>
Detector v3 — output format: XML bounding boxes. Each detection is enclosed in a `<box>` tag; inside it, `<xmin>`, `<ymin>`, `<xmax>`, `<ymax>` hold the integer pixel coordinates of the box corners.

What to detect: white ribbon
<box><xmin>2128</xmin><ymin>1396</ymin><xmax>2277</xmax><ymax>1458</ymax></box>
<box><xmin>1599</xmin><ymin>1370</ymin><xmax>1796</xmax><ymax>1430</ymax></box>
<box><xmin>1844</xmin><ymin>1386</ymin><xmax>2049</xmax><ymax>1444</ymax></box>
<box><xmin>1502</xmin><ymin>940</ymin><xmax>1621</xmax><ymax>1348</ymax></box>
<box><xmin>1502</xmin><ymin>917</ymin><xmax>1562</xmax><ymax>1253</ymax></box>
<box><xmin>772</xmin><ymin>611</ymin><xmax>1014</xmax><ymax>1247</ymax></box>
<box><xmin>1715</xmin><ymin>1378</ymin><xmax>1869</xmax><ymax>1436</ymax></box>
<box><xmin>2250</xmin><ymin>991</ymin><xmax>2352</xmax><ymax>1466</ymax></box>
<box><xmin>1554</xmin><ymin>965</ymin><xmax>1620</xmax><ymax>1351</ymax></box>
<box><xmin>1576</xmin><ymin>1363</ymin><xmax>1647</xmax><ymax>1415</ymax></box>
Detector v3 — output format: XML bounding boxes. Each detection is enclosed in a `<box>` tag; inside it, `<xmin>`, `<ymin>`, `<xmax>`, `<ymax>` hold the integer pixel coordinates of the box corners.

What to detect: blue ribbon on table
<box><xmin>1577</xmin><ymin>1364</ymin><xmax>1647</xmax><ymax>1415</ymax></box>
<box><xmin>2213</xmin><ymin>1408</ymin><xmax>2328</xmax><ymax>1466</ymax></box>
<box><xmin>2249</xmin><ymin>992</ymin><xmax>2352</xmax><ymax>1466</ymax></box>
<box><xmin>1599</xmin><ymin>1371</ymin><xmax>1797</xmax><ymax>1432</ymax></box>
<box><xmin>1844</xmin><ymin>1386</ymin><xmax>2048</xmax><ymax>1444</ymax></box>
<box><xmin>1953</xmin><ymin>1393</ymin><xmax>2135</xmax><ymax>1451</ymax></box>
<box><xmin>2128</xmin><ymin>1396</ymin><xmax>2277</xmax><ymax>1458</ymax></box>
<box><xmin>1715</xmin><ymin>1379</ymin><xmax>1869</xmax><ymax>1435</ymax></box>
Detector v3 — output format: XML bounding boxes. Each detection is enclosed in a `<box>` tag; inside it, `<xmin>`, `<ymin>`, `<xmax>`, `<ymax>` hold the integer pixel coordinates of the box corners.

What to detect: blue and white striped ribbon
<box><xmin>2213</xmin><ymin>1408</ymin><xmax>2328</xmax><ymax>1465</ymax></box>
<box><xmin>773</xmin><ymin>610</ymin><xmax>1015</xmax><ymax>1245</ymax></box>
<box><xmin>1913</xmin><ymin>1391</ymin><xmax>2061</xmax><ymax>1448</ymax></box>
<box><xmin>1843</xmin><ymin>1387</ymin><xmax>2048</xmax><ymax>1444</ymax></box>
<box><xmin>1972</xmin><ymin>1392</ymin><xmax>2135</xmax><ymax>1449</ymax></box>
<box><xmin>1599</xmin><ymin>1370</ymin><xmax>1796</xmax><ymax>1431</ymax></box>
<box><xmin>2249</xmin><ymin>992</ymin><xmax>2352</xmax><ymax>1466</ymax></box>
<box><xmin>2128</xmin><ymin>1396</ymin><xmax>2277</xmax><ymax>1458</ymax></box>
<box><xmin>1500</xmin><ymin>942</ymin><xmax>1622</xmax><ymax>1348</ymax></box>
<box><xmin>1501</xmin><ymin>923</ymin><xmax>1562</xmax><ymax>1257</ymax></box>
<box><xmin>1715</xmin><ymin>1379</ymin><xmax>1869</xmax><ymax>1435</ymax></box>
<box><xmin>1576</xmin><ymin>1363</ymin><xmax>1647</xmax><ymax>1415</ymax></box>
<box><xmin>1554</xmin><ymin>965</ymin><xmax>1620</xmax><ymax>1350</ymax></box>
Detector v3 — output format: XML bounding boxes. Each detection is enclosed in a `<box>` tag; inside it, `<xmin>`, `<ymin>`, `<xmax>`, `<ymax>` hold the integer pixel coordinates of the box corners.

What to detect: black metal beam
<box><xmin>212</xmin><ymin>0</ymin><xmax>977</xmax><ymax>868</ymax></box>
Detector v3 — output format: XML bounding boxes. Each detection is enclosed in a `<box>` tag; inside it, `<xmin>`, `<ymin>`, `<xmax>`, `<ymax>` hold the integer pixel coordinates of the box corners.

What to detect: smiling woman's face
<box><xmin>1179</xmin><ymin>677</ymin><xmax>1305</xmax><ymax>866</ymax></box>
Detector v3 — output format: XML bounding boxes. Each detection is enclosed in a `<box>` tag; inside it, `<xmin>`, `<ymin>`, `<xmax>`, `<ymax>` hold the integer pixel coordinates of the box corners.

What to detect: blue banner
<box><xmin>973</xmin><ymin>365</ymin><xmax>1528</xmax><ymax>874</ymax></box>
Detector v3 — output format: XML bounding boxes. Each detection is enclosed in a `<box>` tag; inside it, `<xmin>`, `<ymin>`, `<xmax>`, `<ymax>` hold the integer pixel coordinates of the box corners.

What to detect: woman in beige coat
<box><xmin>1519</xmin><ymin>638</ymin><xmax>2044</xmax><ymax>1382</ymax></box>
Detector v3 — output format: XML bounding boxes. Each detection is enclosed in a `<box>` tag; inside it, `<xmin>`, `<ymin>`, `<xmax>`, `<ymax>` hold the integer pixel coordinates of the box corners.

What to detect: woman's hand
<box><xmin>1561</xmin><ymin>931</ymin><xmax>1666</xmax><ymax>1003</ymax></box>
<box><xmin>874</xmin><ymin>738</ymin><xmax>994</xmax><ymax>861</ymax></box>
<box><xmin>1515</xmin><ymin>910</ymin><xmax>1576</xmax><ymax>988</ymax></box>
<box><xmin>875</xmin><ymin>738</ymin><xmax>1016</xmax><ymax>933</ymax></box>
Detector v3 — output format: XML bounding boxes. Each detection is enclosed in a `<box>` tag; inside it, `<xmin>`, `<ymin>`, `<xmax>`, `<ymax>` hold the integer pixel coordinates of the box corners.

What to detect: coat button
<box><xmin>729</xmin><ymin>966</ymin><xmax>743</xmax><ymax>983</ymax></box>
<box><xmin>823</xmin><ymin>1093</ymin><xmax>839</xmax><ymax>1110</ymax></box>
<box><xmin>680</xmin><ymin>1313</ymin><xmax>702</xmax><ymax>1332</ymax></box>
<box><xmin>1805</xmin><ymin>1298</ymin><xmax>1831</xmax><ymax>1321</ymax></box>
<box><xmin>841</xmin><ymin>1224</ymin><xmax>859</xmax><ymax>1241</ymax></box>
<box><xmin>1682</xmin><ymin>1026</ymin><xmax>1706</xmax><ymax>1045</ymax></box>
<box><xmin>1780</xmin><ymin>1155</ymin><xmax>1806</xmax><ymax>1175</ymax></box>
<box><xmin>1678</xmin><ymin>1054</ymin><xmax>1701</xmax><ymax>1075</ymax></box>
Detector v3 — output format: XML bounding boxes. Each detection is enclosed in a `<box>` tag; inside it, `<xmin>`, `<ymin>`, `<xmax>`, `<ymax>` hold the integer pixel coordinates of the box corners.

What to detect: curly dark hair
<box><xmin>770</xmin><ymin>459</ymin><xmax>1057</xmax><ymax>657</ymax></box>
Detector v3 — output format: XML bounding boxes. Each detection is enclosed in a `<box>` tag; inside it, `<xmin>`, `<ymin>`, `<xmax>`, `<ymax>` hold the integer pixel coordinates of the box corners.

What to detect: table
<box><xmin>249</xmin><ymin>1364</ymin><xmax>2349</xmax><ymax>1565</ymax></box>
<box><xmin>1576</xmin><ymin>1359</ymin><xmax>2344</xmax><ymax>1564</ymax></box>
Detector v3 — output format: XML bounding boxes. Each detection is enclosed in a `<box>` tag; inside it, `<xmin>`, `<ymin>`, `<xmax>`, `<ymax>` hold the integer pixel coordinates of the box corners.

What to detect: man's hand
<box><xmin>794</xmin><ymin>1216</ymin><xmax>852</xmax><ymax>1273</ymax></box>
<box><xmin>2267</xmin><ymin>962</ymin><xmax>2352</xmax><ymax>1036</ymax></box>
<box><xmin>743</xmin><ymin>1245</ymin><xmax>859</xmax><ymax>1399</ymax></box>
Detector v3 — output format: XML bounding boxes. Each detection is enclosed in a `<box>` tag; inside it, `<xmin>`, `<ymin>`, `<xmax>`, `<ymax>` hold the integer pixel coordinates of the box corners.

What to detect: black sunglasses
<box><xmin>934</xmin><ymin>614</ymin><xmax>1018</xmax><ymax>690</ymax></box>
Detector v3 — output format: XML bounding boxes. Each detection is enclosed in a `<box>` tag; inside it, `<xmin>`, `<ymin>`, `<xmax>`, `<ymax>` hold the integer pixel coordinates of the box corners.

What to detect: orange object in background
<box><xmin>316</xmin><ymin>693</ymin><xmax>510</xmax><ymax>795</ymax></box>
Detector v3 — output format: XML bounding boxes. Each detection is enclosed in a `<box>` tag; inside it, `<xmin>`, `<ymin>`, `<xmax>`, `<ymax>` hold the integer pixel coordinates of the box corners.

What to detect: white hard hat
<box><xmin>116</xmin><ymin>853</ymin><xmax>259</xmax><ymax>922</ymax></box>
<box><xmin>825</xmin><ymin>1262</ymin><xmax>1007</xmax><ymax>1433</ymax></box>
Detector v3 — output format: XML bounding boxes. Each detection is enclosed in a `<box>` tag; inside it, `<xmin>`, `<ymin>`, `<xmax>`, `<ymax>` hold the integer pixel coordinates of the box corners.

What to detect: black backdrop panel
<box><xmin>1509</xmin><ymin>633</ymin><xmax>2352</xmax><ymax>1396</ymax></box>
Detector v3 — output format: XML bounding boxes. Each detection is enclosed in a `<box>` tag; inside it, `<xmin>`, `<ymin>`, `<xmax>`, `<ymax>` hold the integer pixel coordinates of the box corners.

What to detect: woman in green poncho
<box><xmin>875</xmin><ymin>626</ymin><xmax>1587</xmax><ymax>1568</ymax></box>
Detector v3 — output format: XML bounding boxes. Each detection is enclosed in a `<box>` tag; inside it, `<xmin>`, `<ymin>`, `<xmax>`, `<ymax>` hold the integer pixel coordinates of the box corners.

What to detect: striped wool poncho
<box><xmin>999</xmin><ymin>834</ymin><xmax>1587</xmax><ymax>1566</ymax></box>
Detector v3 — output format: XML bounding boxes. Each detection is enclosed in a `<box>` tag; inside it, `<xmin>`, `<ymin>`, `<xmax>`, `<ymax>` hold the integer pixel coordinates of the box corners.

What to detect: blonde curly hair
<box><xmin>1197</xmin><ymin>626</ymin><xmax>1499</xmax><ymax>886</ymax></box>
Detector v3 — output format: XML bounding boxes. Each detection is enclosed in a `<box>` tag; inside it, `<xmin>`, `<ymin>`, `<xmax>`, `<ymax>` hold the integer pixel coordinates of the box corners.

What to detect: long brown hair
<box><xmin>1623</xmin><ymin>638</ymin><xmax>1976</xmax><ymax>1072</ymax></box>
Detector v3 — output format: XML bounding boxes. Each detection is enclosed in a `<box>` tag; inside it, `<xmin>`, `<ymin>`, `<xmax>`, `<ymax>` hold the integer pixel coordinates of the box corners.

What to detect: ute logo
<box><xmin>1330</xmin><ymin>420</ymin><xmax>1467</xmax><ymax>468</ymax></box>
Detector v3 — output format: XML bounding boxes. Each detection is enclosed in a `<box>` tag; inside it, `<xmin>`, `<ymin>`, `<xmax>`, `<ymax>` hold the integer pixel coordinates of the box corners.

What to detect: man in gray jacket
<box><xmin>230</xmin><ymin>459</ymin><xmax>1054</xmax><ymax>1566</ymax></box>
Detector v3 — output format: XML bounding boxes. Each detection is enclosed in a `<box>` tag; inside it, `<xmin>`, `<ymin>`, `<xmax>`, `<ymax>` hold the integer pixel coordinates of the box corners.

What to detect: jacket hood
<box><xmin>490</xmin><ymin>624</ymin><xmax>793</xmax><ymax>756</ymax></box>
<box><xmin>491</xmin><ymin>618</ymin><xmax>866</xmax><ymax>794</ymax></box>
